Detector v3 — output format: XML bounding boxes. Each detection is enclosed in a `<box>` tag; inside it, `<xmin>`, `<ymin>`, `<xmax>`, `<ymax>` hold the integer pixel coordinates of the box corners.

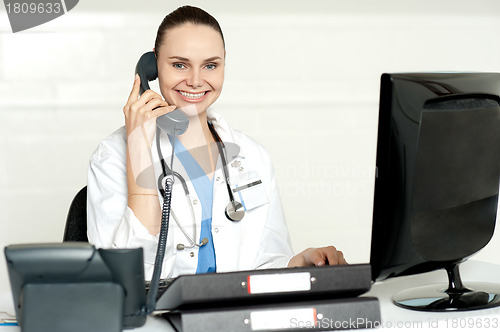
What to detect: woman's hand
<box><xmin>124</xmin><ymin>75</ymin><xmax>175</xmax><ymax>235</ymax></box>
<box><xmin>124</xmin><ymin>74</ymin><xmax>176</xmax><ymax>191</ymax></box>
<box><xmin>123</xmin><ymin>74</ymin><xmax>176</xmax><ymax>139</ymax></box>
<box><xmin>287</xmin><ymin>246</ymin><xmax>347</xmax><ymax>268</ymax></box>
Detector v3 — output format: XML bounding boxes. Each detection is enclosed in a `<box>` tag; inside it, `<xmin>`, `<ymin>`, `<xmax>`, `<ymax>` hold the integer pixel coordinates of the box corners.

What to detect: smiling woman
<box><xmin>155</xmin><ymin>23</ymin><xmax>225</xmax><ymax>114</ymax></box>
<box><xmin>86</xmin><ymin>5</ymin><xmax>346</xmax><ymax>282</ymax></box>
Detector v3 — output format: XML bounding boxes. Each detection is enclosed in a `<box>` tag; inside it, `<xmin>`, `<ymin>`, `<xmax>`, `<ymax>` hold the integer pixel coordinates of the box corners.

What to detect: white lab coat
<box><xmin>87</xmin><ymin>109</ymin><xmax>294</xmax><ymax>280</ymax></box>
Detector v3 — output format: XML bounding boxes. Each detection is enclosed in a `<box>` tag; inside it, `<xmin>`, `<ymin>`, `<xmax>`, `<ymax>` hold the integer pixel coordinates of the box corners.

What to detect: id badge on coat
<box><xmin>230</xmin><ymin>171</ymin><xmax>269</xmax><ymax>211</ymax></box>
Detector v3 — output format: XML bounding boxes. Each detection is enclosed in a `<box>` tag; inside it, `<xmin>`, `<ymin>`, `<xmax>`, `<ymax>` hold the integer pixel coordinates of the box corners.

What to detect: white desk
<box><xmin>1</xmin><ymin>260</ymin><xmax>499</xmax><ymax>331</ymax></box>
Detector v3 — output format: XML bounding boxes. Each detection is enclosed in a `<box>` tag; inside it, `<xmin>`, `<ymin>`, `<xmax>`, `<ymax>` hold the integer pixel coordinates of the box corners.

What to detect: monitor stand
<box><xmin>393</xmin><ymin>263</ymin><xmax>500</xmax><ymax>311</ymax></box>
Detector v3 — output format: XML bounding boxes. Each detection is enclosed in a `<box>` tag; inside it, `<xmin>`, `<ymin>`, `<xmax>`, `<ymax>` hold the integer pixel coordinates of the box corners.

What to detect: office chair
<box><xmin>63</xmin><ymin>186</ymin><xmax>88</xmax><ymax>242</ymax></box>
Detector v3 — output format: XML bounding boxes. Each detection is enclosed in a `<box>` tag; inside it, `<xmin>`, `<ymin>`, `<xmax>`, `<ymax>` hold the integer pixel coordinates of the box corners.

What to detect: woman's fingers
<box><xmin>125</xmin><ymin>76</ymin><xmax>167</xmax><ymax>114</ymax></box>
<box><xmin>337</xmin><ymin>250</ymin><xmax>348</xmax><ymax>265</ymax></box>
<box><xmin>324</xmin><ymin>246</ymin><xmax>339</xmax><ymax>265</ymax></box>
<box><xmin>125</xmin><ymin>74</ymin><xmax>141</xmax><ymax>110</ymax></box>
<box><xmin>135</xmin><ymin>97</ymin><xmax>171</xmax><ymax>117</ymax></box>
<box><xmin>131</xmin><ymin>90</ymin><xmax>166</xmax><ymax>112</ymax></box>
<box><xmin>320</xmin><ymin>246</ymin><xmax>348</xmax><ymax>266</ymax></box>
<box><xmin>288</xmin><ymin>246</ymin><xmax>348</xmax><ymax>268</ymax></box>
<box><xmin>152</xmin><ymin>105</ymin><xmax>177</xmax><ymax>118</ymax></box>
<box><xmin>124</xmin><ymin>73</ymin><xmax>174</xmax><ymax>136</ymax></box>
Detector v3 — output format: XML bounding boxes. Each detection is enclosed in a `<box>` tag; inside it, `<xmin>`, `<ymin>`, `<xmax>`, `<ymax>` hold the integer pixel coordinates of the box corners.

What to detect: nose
<box><xmin>186</xmin><ymin>68</ymin><xmax>203</xmax><ymax>88</ymax></box>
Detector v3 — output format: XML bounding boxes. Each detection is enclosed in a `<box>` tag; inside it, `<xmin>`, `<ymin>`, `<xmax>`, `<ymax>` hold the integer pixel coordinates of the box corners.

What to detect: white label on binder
<box><xmin>250</xmin><ymin>308</ymin><xmax>317</xmax><ymax>330</ymax></box>
<box><xmin>247</xmin><ymin>272</ymin><xmax>311</xmax><ymax>294</ymax></box>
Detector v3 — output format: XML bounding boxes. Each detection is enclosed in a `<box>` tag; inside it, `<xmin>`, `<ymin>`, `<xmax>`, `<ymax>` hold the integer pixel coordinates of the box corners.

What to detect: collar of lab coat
<box><xmin>207</xmin><ymin>108</ymin><xmax>237</xmax><ymax>147</ymax></box>
<box><xmin>207</xmin><ymin>108</ymin><xmax>248</xmax><ymax>163</ymax></box>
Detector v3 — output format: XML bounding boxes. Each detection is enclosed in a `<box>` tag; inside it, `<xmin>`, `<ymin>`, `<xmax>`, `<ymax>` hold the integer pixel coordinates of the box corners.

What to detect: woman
<box><xmin>87</xmin><ymin>5</ymin><xmax>346</xmax><ymax>280</ymax></box>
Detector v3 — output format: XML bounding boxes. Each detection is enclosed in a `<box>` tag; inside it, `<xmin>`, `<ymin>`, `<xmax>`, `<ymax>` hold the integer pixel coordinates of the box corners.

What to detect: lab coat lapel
<box><xmin>208</xmin><ymin>109</ymin><xmax>248</xmax><ymax>271</ymax></box>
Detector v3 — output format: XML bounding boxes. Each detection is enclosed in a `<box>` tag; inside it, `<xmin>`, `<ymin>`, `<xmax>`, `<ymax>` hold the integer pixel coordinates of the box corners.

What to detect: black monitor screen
<box><xmin>370</xmin><ymin>72</ymin><xmax>500</xmax><ymax>281</ymax></box>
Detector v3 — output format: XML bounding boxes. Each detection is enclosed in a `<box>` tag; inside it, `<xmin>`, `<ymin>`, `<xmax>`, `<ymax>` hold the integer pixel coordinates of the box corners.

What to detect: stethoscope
<box><xmin>156</xmin><ymin>122</ymin><xmax>245</xmax><ymax>250</ymax></box>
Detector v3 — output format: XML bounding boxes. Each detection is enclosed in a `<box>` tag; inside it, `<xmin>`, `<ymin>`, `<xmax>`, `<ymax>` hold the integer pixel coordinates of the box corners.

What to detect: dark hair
<box><xmin>154</xmin><ymin>6</ymin><xmax>225</xmax><ymax>57</ymax></box>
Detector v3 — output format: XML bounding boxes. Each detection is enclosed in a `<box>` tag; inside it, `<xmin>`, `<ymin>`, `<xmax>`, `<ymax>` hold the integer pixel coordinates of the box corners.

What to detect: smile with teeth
<box><xmin>179</xmin><ymin>91</ymin><xmax>207</xmax><ymax>99</ymax></box>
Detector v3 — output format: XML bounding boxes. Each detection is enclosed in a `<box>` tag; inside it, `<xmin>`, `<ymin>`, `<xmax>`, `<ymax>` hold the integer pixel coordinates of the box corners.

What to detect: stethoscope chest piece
<box><xmin>225</xmin><ymin>201</ymin><xmax>245</xmax><ymax>222</ymax></box>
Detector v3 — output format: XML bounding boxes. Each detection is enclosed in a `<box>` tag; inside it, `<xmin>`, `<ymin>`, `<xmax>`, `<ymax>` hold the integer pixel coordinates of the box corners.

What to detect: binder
<box><xmin>163</xmin><ymin>297</ymin><xmax>381</xmax><ymax>332</ymax></box>
<box><xmin>156</xmin><ymin>264</ymin><xmax>372</xmax><ymax>310</ymax></box>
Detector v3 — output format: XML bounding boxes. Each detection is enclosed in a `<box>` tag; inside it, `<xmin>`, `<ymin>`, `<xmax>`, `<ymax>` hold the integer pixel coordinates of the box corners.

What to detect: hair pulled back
<box><xmin>154</xmin><ymin>6</ymin><xmax>225</xmax><ymax>57</ymax></box>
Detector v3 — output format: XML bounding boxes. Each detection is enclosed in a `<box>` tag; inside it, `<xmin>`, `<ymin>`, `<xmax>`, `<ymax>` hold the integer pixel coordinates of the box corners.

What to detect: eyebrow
<box><xmin>168</xmin><ymin>56</ymin><xmax>222</xmax><ymax>62</ymax></box>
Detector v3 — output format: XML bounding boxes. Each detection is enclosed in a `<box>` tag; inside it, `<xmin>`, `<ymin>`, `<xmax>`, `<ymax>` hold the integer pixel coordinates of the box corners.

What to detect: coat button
<box><xmin>193</xmin><ymin>199</ymin><xmax>198</xmax><ymax>205</ymax></box>
<box><xmin>214</xmin><ymin>228</ymin><xmax>219</xmax><ymax>233</ymax></box>
<box><xmin>190</xmin><ymin>252</ymin><xmax>195</xmax><ymax>257</ymax></box>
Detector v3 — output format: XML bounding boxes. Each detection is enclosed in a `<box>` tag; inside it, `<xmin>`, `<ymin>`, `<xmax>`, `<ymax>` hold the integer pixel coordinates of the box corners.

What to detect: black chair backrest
<box><xmin>63</xmin><ymin>186</ymin><xmax>88</xmax><ymax>242</ymax></box>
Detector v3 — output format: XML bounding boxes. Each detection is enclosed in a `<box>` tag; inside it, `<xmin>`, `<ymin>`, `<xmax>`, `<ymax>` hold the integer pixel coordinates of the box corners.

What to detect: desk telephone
<box><xmin>135</xmin><ymin>51</ymin><xmax>189</xmax><ymax>136</ymax></box>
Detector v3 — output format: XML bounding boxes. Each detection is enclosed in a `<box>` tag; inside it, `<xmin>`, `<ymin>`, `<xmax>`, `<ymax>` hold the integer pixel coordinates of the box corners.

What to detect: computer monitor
<box><xmin>4</xmin><ymin>243</ymin><xmax>147</xmax><ymax>331</ymax></box>
<box><xmin>370</xmin><ymin>72</ymin><xmax>500</xmax><ymax>311</ymax></box>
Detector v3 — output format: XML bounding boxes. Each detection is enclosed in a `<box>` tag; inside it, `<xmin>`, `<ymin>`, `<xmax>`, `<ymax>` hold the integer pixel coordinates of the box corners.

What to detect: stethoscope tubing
<box><xmin>154</xmin><ymin>122</ymin><xmax>245</xmax><ymax>251</ymax></box>
<box><xmin>156</xmin><ymin>123</ymin><xmax>244</xmax><ymax>222</ymax></box>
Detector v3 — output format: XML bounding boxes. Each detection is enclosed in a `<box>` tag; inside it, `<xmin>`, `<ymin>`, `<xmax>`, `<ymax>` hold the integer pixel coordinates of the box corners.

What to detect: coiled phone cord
<box><xmin>146</xmin><ymin>177</ymin><xmax>173</xmax><ymax>314</ymax></box>
<box><xmin>146</xmin><ymin>128</ymin><xmax>177</xmax><ymax>314</ymax></box>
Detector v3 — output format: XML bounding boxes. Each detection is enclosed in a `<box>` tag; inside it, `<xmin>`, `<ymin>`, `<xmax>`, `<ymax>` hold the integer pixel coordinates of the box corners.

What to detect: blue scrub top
<box><xmin>170</xmin><ymin>136</ymin><xmax>216</xmax><ymax>273</ymax></box>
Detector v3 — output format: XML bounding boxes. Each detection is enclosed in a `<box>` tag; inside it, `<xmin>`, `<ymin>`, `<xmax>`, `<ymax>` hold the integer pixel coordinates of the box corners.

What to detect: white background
<box><xmin>1</xmin><ymin>0</ymin><xmax>500</xmax><ymax>294</ymax></box>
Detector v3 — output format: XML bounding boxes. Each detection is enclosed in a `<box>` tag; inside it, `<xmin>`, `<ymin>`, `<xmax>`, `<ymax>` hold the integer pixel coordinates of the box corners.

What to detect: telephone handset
<box><xmin>135</xmin><ymin>51</ymin><xmax>189</xmax><ymax>136</ymax></box>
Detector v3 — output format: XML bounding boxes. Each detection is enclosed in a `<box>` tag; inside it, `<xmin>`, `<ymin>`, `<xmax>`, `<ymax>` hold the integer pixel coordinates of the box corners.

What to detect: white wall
<box><xmin>1</xmin><ymin>0</ymin><xmax>500</xmax><ymax>294</ymax></box>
